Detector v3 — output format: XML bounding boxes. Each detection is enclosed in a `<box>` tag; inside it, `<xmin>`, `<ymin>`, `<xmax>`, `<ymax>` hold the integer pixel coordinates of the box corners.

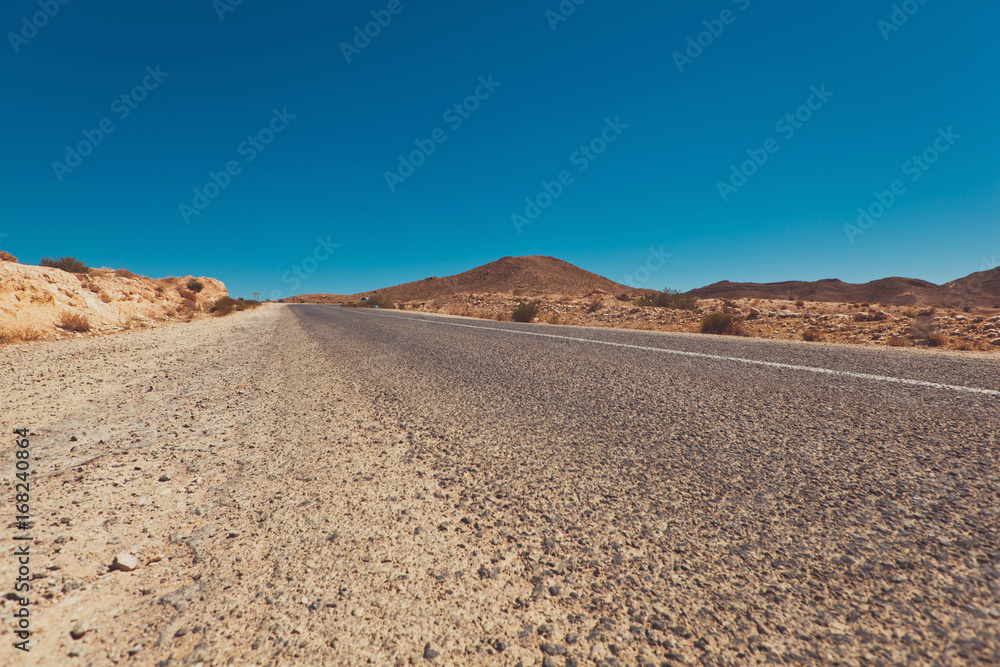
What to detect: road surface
<box><xmin>2</xmin><ymin>304</ymin><xmax>997</xmax><ymax>665</ymax></box>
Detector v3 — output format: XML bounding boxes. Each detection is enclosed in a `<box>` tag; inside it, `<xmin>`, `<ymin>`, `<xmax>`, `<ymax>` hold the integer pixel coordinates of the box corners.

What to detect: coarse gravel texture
<box><xmin>1</xmin><ymin>303</ymin><xmax>998</xmax><ymax>666</ymax></box>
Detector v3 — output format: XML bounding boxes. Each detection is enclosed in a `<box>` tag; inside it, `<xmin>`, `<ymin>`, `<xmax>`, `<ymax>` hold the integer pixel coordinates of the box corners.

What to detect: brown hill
<box><xmin>286</xmin><ymin>256</ymin><xmax>646</xmax><ymax>304</ymax></box>
<box><xmin>941</xmin><ymin>266</ymin><xmax>1000</xmax><ymax>307</ymax></box>
<box><xmin>687</xmin><ymin>277</ymin><xmax>941</xmax><ymax>306</ymax></box>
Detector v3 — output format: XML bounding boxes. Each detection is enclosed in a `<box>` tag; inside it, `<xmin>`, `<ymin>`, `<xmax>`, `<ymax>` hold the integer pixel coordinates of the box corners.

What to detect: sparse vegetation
<box><xmin>795</xmin><ymin>299</ymin><xmax>806</xmax><ymax>308</ymax></box>
<box><xmin>700</xmin><ymin>312</ymin><xmax>745</xmax><ymax>336</ymax></box>
<box><xmin>802</xmin><ymin>328</ymin><xmax>824</xmax><ymax>342</ymax></box>
<box><xmin>0</xmin><ymin>250</ymin><xmax>17</xmax><ymax>263</ymax></box>
<box><xmin>41</xmin><ymin>256</ymin><xmax>90</xmax><ymax>274</ymax></box>
<box><xmin>636</xmin><ymin>288</ymin><xmax>698</xmax><ymax>311</ymax></box>
<box><xmin>511</xmin><ymin>301</ymin><xmax>541</xmax><ymax>323</ymax></box>
<box><xmin>887</xmin><ymin>336</ymin><xmax>909</xmax><ymax>347</ymax></box>
<box><xmin>547</xmin><ymin>313</ymin><xmax>561</xmax><ymax>325</ymax></box>
<box><xmin>0</xmin><ymin>326</ymin><xmax>43</xmax><ymax>344</ymax></box>
<box><xmin>210</xmin><ymin>296</ymin><xmax>262</xmax><ymax>316</ymax></box>
<box><xmin>57</xmin><ymin>311</ymin><xmax>91</xmax><ymax>332</ymax></box>
<box><xmin>926</xmin><ymin>332</ymin><xmax>946</xmax><ymax>347</ymax></box>
<box><xmin>955</xmin><ymin>340</ymin><xmax>974</xmax><ymax>351</ymax></box>
<box><xmin>345</xmin><ymin>294</ymin><xmax>396</xmax><ymax>310</ymax></box>
<box><xmin>187</xmin><ymin>279</ymin><xmax>204</xmax><ymax>293</ymax></box>
<box><xmin>587</xmin><ymin>300</ymin><xmax>603</xmax><ymax>313</ymax></box>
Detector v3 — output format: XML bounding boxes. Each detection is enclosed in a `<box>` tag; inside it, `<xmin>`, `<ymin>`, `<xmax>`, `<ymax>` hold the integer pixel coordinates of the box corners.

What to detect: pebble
<box><xmin>70</xmin><ymin>621</ymin><xmax>90</xmax><ymax>639</ymax></box>
<box><xmin>423</xmin><ymin>642</ymin><xmax>439</xmax><ymax>660</ymax></box>
<box><xmin>111</xmin><ymin>553</ymin><xmax>139</xmax><ymax>572</ymax></box>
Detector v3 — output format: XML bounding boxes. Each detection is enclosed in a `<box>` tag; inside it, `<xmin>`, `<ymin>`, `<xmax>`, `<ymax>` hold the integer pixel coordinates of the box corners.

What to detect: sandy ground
<box><xmin>1</xmin><ymin>304</ymin><xmax>997</xmax><ymax>666</ymax></box>
<box><xmin>0</xmin><ymin>261</ymin><xmax>226</xmax><ymax>343</ymax></box>
<box><xmin>401</xmin><ymin>292</ymin><xmax>1000</xmax><ymax>353</ymax></box>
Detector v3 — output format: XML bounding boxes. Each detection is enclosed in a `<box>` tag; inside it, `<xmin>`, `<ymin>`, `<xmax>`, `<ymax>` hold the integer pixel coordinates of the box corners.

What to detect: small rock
<box><xmin>70</xmin><ymin>621</ymin><xmax>89</xmax><ymax>639</ymax></box>
<box><xmin>938</xmin><ymin>537</ymin><xmax>952</xmax><ymax>547</ymax></box>
<box><xmin>541</xmin><ymin>642</ymin><xmax>566</xmax><ymax>655</ymax></box>
<box><xmin>423</xmin><ymin>642</ymin><xmax>439</xmax><ymax>660</ymax></box>
<box><xmin>492</xmin><ymin>639</ymin><xmax>506</xmax><ymax>652</ymax></box>
<box><xmin>158</xmin><ymin>474</ymin><xmax>170</xmax><ymax>482</ymax></box>
<box><xmin>111</xmin><ymin>553</ymin><xmax>139</xmax><ymax>572</ymax></box>
<box><xmin>69</xmin><ymin>435</ymin><xmax>78</xmax><ymax>442</ymax></box>
<box><xmin>548</xmin><ymin>585</ymin><xmax>561</xmax><ymax>596</ymax></box>
<box><xmin>990</xmin><ymin>337</ymin><xmax>1000</xmax><ymax>346</ymax></box>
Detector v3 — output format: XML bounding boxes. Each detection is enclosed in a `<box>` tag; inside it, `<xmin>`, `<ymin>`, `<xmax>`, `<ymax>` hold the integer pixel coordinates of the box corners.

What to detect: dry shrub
<box><xmin>547</xmin><ymin>314</ymin><xmax>561</xmax><ymax>325</ymax></box>
<box><xmin>926</xmin><ymin>332</ymin><xmax>946</xmax><ymax>347</ymax></box>
<box><xmin>795</xmin><ymin>300</ymin><xmax>806</xmax><ymax>308</ymax></box>
<box><xmin>802</xmin><ymin>328</ymin><xmax>824</xmax><ymax>342</ymax></box>
<box><xmin>0</xmin><ymin>250</ymin><xmax>17</xmax><ymax>263</ymax></box>
<box><xmin>177</xmin><ymin>288</ymin><xmax>196</xmax><ymax>301</ymax></box>
<box><xmin>955</xmin><ymin>340</ymin><xmax>974</xmax><ymax>351</ymax></box>
<box><xmin>511</xmin><ymin>301</ymin><xmax>541</xmax><ymax>323</ymax></box>
<box><xmin>113</xmin><ymin>268</ymin><xmax>139</xmax><ymax>279</ymax></box>
<box><xmin>587</xmin><ymin>300</ymin><xmax>603</xmax><ymax>313</ymax></box>
<box><xmin>887</xmin><ymin>336</ymin><xmax>909</xmax><ymax>347</ymax></box>
<box><xmin>700</xmin><ymin>312</ymin><xmax>746</xmax><ymax>336</ymax></box>
<box><xmin>0</xmin><ymin>326</ymin><xmax>43</xmax><ymax>344</ymax></box>
<box><xmin>41</xmin><ymin>256</ymin><xmax>90</xmax><ymax>274</ymax></box>
<box><xmin>57</xmin><ymin>311</ymin><xmax>91</xmax><ymax>332</ymax></box>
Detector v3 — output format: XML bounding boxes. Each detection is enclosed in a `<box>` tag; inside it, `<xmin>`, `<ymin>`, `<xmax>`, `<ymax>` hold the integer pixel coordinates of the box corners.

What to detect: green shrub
<box><xmin>700</xmin><ymin>312</ymin><xmax>745</xmax><ymax>336</ymax></box>
<box><xmin>40</xmin><ymin>256</ymin><xmax>90</xmax><ymax>274</ymax></box>
<box><xmin>187</xmin><ymin>279</ymin><xmax>204</xmax><ymax>293</ymax></box>
<box><xmin>511</xmin><ymin>301</ymin><xmax>541</xmax><ymax>323</ymax></box>
<box><xmin>636</xmin><ymin>288</ymin><xmax>698</xmax><ymax>311</ymax></box>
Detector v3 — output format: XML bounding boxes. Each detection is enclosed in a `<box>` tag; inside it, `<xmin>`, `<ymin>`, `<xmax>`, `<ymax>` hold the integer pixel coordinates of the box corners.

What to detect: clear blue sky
<box><xmin>2</xmin><ymin>0</ymin><xmax>997</xmax><ymax>299</ymax></box>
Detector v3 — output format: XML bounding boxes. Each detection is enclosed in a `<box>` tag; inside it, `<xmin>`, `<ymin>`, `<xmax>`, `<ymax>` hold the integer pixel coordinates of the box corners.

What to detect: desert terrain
<box><xmin>1</xmin><ymin>304</ymin><xmax>998</xmax><ymax>666</ymax></box>
<box><xmin>0</xmin><ymin>257</ymin><xmax>227</xmax><ymax>343</ymax></box>
<box><xmin>285</xmin><ymin>256</ymin><xmax>1000</xmax><ymax>353</ymax></box>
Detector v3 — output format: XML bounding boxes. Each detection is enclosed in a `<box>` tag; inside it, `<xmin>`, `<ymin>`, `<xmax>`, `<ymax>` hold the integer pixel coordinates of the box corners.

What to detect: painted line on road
<box><xmin>338</xmin><ymin>308</ymin><xmax>1000</xmax><ymax>397</ymax></box>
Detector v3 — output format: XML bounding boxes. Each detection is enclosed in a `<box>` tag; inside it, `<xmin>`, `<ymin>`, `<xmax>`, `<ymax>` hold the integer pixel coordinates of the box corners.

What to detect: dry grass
<box><xmin>57</xmin><ymin>311</ymin><xmax>91</xmax><ymax>332</ymax></box>
<box><xmin>887</xmin><ymin>336</ymin><xmax>909</xmax><ymax>347</ymax></box>
<box><xmin>801</xmin><ymin>328</ymin><xmax>824</xmax><ymax>342</ymax></box>
<box><xmin>0</xmin><ymin>326</ymin><xmax>43</xmax><ymax>344</ymax></box>
<box><xmin>955</xmin><ymin>340</ymin><xmax>974</xmax><ymax>351</ymax></box>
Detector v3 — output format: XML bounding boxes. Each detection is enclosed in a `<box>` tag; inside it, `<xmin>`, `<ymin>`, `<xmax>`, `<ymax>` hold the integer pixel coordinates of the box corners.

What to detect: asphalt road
<box><xmin>4</xmin><ymin>304</ymin><xmax>996</xmax><ymax>666</ymax></box>
<box><xmin>289</xmin><ymin>304</ymin><xmax>1000</xmax><ymax>665</ymax></box>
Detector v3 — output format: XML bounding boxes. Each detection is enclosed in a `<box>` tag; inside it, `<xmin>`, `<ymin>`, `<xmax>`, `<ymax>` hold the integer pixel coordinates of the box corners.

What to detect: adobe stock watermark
<box><xmin>844</xmin><ymin>126</ymin><xmax>960</xmax><ymax>244</ymax></box>
<box><xmin>545</xmin><ymin>0</ymin><xmax>587</xmax><ymax>31</ymax></box>
<box><xmin>269</xmin><ymin>236</ymin><xmax>341</xmax><ymax>300</ymax></box>
<box><xmin>51</xmin><ymin>66</ymin><xmax>170</xmax><ymax>183</ymax></box>
<box><xmin>7</xmin><ymin>0</ymin><xmax>70</xmax><ymax>53</ymax></box>
<box><xmin>178</xmin><ymin>107</ymin><xmax>297</xmax><ymax>224</ymax></box>
<box><xmin>877</xmin><ymin>0</ymin><xmax>929</xmax><ymax>41</ymax></box>
<box><xmin>384</xmin><ymin>75</ymin><xmax>501</xmax><ymax>192</ymax></box>
<box><xmin>624</xmin><ymin>246</ymin><xmax>672</xmax><ymax>286</ymax></box>
<box><xmin>511</xmin><ymin>116</ymin><xmax>628</xmax><ymax>234</ymax></box>
<box><xmin>716</xmin><ymin>84</ymin><xmax>833</xmax><ymax>202</ymax></box>
<box><xmin>213</xmin><ymin>0</ymin><xmax>243</xmax><ymax>21</ymax></box>
<box><xmin>673</xmin><ymin>0</ymin><xmax>751</xmax><ymax>73</ymax></box>
<box><xmin>340</xmin><ymin>0</ymin><xmax>415</xmax><ymax>64</ymax></box>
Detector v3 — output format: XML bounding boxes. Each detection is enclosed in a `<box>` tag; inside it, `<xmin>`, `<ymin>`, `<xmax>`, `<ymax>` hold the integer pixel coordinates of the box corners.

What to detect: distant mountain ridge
<box><xmin>689</xmin><ymin>268</ymin><xmax>1000</xmax><ymax>307</ymax></box>
<box><xmin>284</xmin><ymin>256</ymin><xmax>1000</xmax><ymax>308</ymax></box>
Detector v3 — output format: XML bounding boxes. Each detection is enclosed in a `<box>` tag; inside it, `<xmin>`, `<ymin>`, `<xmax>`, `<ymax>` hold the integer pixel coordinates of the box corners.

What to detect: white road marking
<box><xmin>332</xmin><ymin>307</ymin><xmax>1000</xmax><ymax>397</ymax></box>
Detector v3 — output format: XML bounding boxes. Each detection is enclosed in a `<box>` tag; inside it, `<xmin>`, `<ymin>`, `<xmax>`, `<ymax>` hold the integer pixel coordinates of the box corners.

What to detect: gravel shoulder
<box><xmin>1</xmin><ymin>304</ymin><xmax>998</xmax><ymax>666</ymax></box>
